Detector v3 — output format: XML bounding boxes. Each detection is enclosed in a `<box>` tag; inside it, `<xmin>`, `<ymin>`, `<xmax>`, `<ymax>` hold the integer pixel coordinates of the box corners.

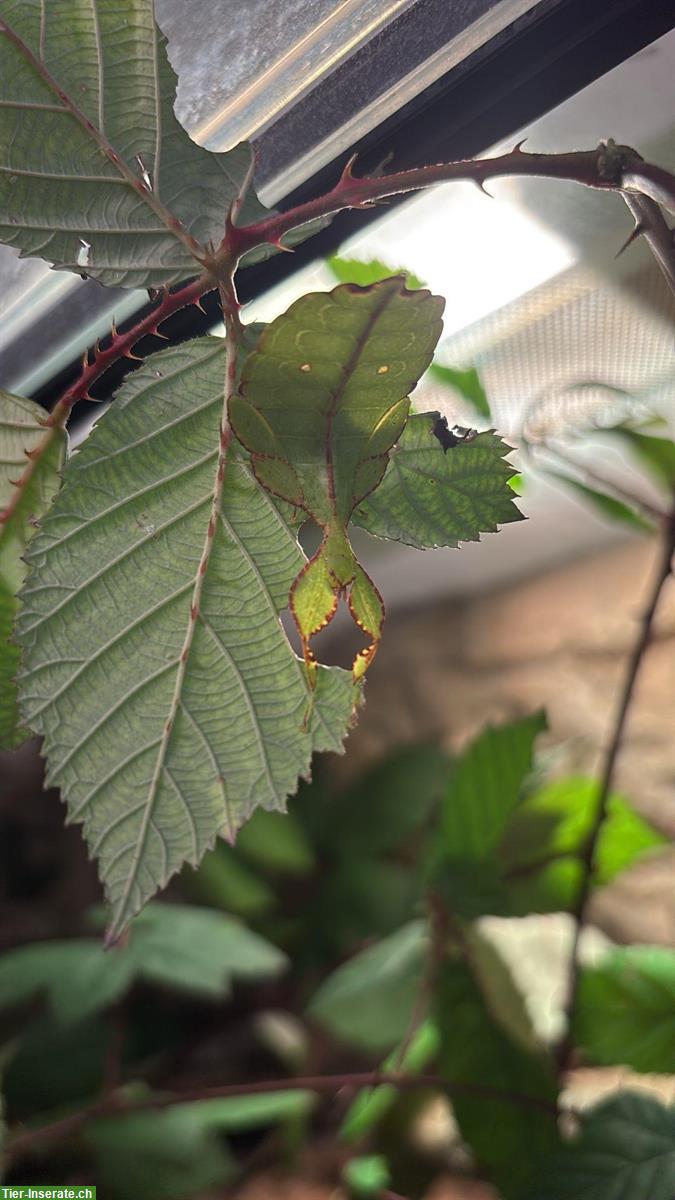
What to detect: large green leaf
<box><xmin>0</xmin><ymin>391</ymin><xmax>65</xmax><ymax>749</ymax></box>
<box><xmin>574</xmin><ymin>946</ymin><xmax>675</xmax><ymax>1074</ymax></box>
<box><xmin>0</xmin><ymin>1</ymin><xmax>270</xmax><ymax>288</ymax></box>
<box><xmin>230</xmin><ymin>279</ymin><xmax>444</xmax><ymax>682</ymax></box>
<box><xmin>442</xmin><ymin>712</ymin><xmax>547</xmax><ymax>862</ymax></box>
<box><xmin>16</xmin><ymin>338</ymin><xmax>355</xmax><ymax>941</ymax></box>
<box><xmin>0</xmin><ymin>902</ymin><xmax>286</xmax><ymax>1024</ymax></box>
<box><xmin>437</xmin><ymin>938</ymin><xmax>558</xmax><ymax>1198</ymax></box>
<box><xmin>354</xmin><ymin>418</ymin><xmax>521</xmax><ymax>549</ymax></box>
<box><xmin>522</xmin><ymin>1092</ymin><xmax>675</xmax><ymax>1200</ymax></box>
<box><xmin>307</xmin><ymin>920</ymin><xmax>428</xmax><ymax>1052</ymax></box>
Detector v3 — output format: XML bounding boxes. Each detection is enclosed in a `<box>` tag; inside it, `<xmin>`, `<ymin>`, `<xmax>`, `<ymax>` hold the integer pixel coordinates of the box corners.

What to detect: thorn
<box><xmin>339</xmin><ymin>152</ymin><xmax>359</xmax><ymax>184</ymax></box>
<box><xmin>147</xmin><ymin>287</ymin><xmax>159</xmax><ymax>302</ymax></box>
<box><xmin>512</xmin><ymin>138</ymin><xmax>528</xmax><ymax>154</ymax></box>
<box><xmin>475</xmin><ymin>178</ymin><xmax>494</xmax><ymax>198</ymax></box>
<box><xmin>24</xmin><ymin>447</ymin><xmax>39</xmax><ymax>460</ymax></box>
<box><xmin>110</xmin><ymin>317</ymin><xmax>118</xmax><ymax>338</ymax></box>
<box><xmin>271</xmin><ymin>237</ymin><xmax>295</xmax><ymax>253</ymax></box>
<box><xmin>152</xmin><ymin>327</ymin><xmax>170</xmax><ymax>340</ymax></box>
<box><xmin>615</xmin><ymin>221</ymin><xmax>646</xmax><ymax>257</ymax></box>
<box><xmin>193</xmin><ymin>298</ymin><xmax>207</xmax><ymax>314</ymax></box>
<box><xmin>81</xmin><ymin>350</ymin><xmax>89</xmax><ymax>371</ymax></box>
<box><xmin>94</xmin><ymin>338</ymin><xmax>101</xmax><ymax>357</ymax></box>
<box><xmin>124</xmin><ymin>349</ymin><xmax>143</xmax><ymax>361</ymax></box>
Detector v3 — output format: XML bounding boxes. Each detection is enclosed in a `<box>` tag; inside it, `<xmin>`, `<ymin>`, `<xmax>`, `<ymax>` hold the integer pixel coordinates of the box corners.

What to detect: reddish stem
<box><xmin>226</xmin><ymin>142</ymin><xmax>675</xmax><ymax>262</ymax></box>
<box><xmin>0</xmin><ymin>272</ymin><xmax>214</xmax><ymax>529</ymax></box>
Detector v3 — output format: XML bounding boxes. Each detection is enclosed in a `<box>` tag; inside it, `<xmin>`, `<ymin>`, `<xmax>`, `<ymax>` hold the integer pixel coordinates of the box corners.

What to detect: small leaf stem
<box><xmin>556</xmin><ymin>502</ymin><xmax>675</xmax><ymax>1071</ymax></box>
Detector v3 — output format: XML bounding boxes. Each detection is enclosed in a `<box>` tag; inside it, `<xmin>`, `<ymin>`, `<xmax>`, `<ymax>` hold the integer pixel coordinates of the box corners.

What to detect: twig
<box><xmin>226</xmin><ymin>142</ymin><xmax>675</xmax><ymax>264</ymax></box>
<box><xmin>5</xmin><ymin>1068</ymin><xmax>559</xmax><ymax>1163</ymax></box>
<box><xmin>556</xmin><ymin>503</ymin><xmax>675</xmax><ymax>1071</ymax></box>
<box><xmin>0</xmin><ymin>271</ymin><xmax>214</xmax><ymax>529</ymax></box>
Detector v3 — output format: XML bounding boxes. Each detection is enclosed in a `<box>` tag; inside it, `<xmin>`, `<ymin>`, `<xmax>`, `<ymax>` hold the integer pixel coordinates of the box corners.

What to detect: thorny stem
<box><xmin>0</xmin><ymin>272</ymin><xmax>214</xmax><ymax>530</ymax></box>
<box><xmin>224</xmin><ymin>141</ymin><xmax>675</xmax><ymax>265</ymax></box>
<box><xmin>5</xmin><ymin>1068</ymin><xmax>559</xmax><ymax>1164</ymax></box>
<box><xmin>556</xmin><ymin>503</ymin><xmax>675</xmax><ymax>1072</ymax></box>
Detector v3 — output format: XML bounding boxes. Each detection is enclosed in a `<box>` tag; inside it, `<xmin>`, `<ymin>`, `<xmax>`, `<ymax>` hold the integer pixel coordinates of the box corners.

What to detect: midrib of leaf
<box><xmin>0</xmin><ymin>10</ymin><xmax>201</xmax><ymax>263</ymax></box>
<box><xmin>325</xmin><ymin>285</ymin><xmax>397</xmax><ymax>519</ymax></box>
<box><xmin>125</xmin><ymin>413</ymin><xmax>230</xmax><ymax>936</ymax></box>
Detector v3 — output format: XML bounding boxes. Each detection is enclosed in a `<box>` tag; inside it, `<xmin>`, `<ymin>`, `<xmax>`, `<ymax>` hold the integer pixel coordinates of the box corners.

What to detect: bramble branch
<box><xmin>226</xmin><ymin>141</ymin><xmax>675</xmax><ymax>264</ymax></box>
<box><xmin>5</xmin><ymin>1068</ymin><xmax>559</xmax><ymax>1164</ymax></box>
<box><xmin>556</xmin><ymin>501</ymin><xmax>675</xmax><ymax>1071</ymax></box>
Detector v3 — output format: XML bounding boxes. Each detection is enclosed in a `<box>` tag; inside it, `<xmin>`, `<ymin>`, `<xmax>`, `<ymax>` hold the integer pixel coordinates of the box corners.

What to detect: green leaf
<box><xmin>501</xmin><ymin>777</ymin><xmax>668</xmax><ymax>889</ymax></box>
<box><xmin>308</xmin><ymin>920</ymin><xmax>428</xmax><ymax>1052</ymax></box>
<box><xmin>310</xmin><ymin>743</ymin><xmax>448</xmax><ymax>857</ymax></box>
<box><xmin>442</xmin><ymin>712</ymin><xmax>547</xmax><ymax>862</ymax></box>
<box><xmin>88</xmin><ymin>1104</ymin><xmax>236</xmax><ymax>1200</ymax></box>
<box><xmin>354</xmin><ymin>417</ymin><xmax>521</xmax><ymax>550</ymax></box>
<box><xmin>340</xmin><ymin>1020</ymin><xmax>439</xmax><ymax>1141</ymax></box>
<box><xmin>604</xmin><ymin>427</ymin><xmax>675</xmax><ymax>491</ymax></box>
<box><xmin>0</xmin><ymin>2</ymin><xmax>270</xmax><ymax>287</ymax></box>
<box><xmin>231</xmin><ymin>279</ymin><xmax>444</xmax><ymax>682</ymax></box>
<box><xmin>0</xmin><ymin>903</ymin><xmax>286</xmax><ymax>1023</ymax></box>
<box><xmin>505</xmin><ymin>855</ymin><xmax>583</xmax><ymax>916</ymax></box>
<box><xmin>184</xmin><ymin>842</ymin><xmax>276</xmax><ymax>918</ymax></box>
<box><xmin>235</xmin><ymin>808</ymin><xmax>315</xmax><ymax>875</ymax></box>
<box><xmin>437</xmin><ymin>938</ymin><xmax>558</xmax><ymax>1197</ymax></box>
<box><xmin>327</xmin><ymin>254</ymin><xmax>426</xmax><ymax>291</ymax></box>
<box><xmin>0</xmin><ymin>392</ymin><xmax>65</xmax><ymax>749</ymax></box>
<box><xmin>342</xmin><ymin>1153</ymin><xmax>391</xmax><ymax>1195</ymax></box>
<box><xmin>522</xmin><ymin>1092</ymin><xmax>675</xmax><ymax>1200</ymax></box>
<box><xmin>574</xmin><ymin>946</ymin><xmax>675</xmax><ymax>1073</ymax></box>
<box><xmin>547</xmin><ymin>472</ymin><xmax>654</xmax><ymax>533</ymax></box>
<box><xmin>17</xmin><ymin>338</ymin><xmax>355</xmax><ymax>940</ymax></box>
<box><xmin>428</xmin><ymin>363</ymin><xmax>491</xmax><ymax>421</ymax></box>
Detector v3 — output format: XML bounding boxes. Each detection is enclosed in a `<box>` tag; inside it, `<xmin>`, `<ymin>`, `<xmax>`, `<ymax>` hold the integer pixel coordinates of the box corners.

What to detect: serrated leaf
<box><xmin>574</xmin><ymin>946</ymin><xmax>675</xmax><ymax>1073</ymax></box>
<box><xmin>308</xmin><ymin>920</ymin><xmax>428</xmax><ymax>1052</ymax></box>
<box><xmin>0</xmin><ymin>391</ymin><xmax>66</xmax><ymax>749</ymax></box>
<box><xmin>428</xmin><ymin>363</ymin><xmax>491</xmax><ymax>421</ymax></box>
<box><xmin>547</xmin><ymin>472</ymin><xmax>654</xmax><ymax>533</ymax></box>
<box><xmin>437</xmin><ymin>939</ymin><xmax>558</xmax><ymax>1197</ymax></box>
<box><xmin>442</xmin><ymin>712</ymin><xmax>547</xmax><ymax>862</ymax></box>
<box><xmin>522</xmin><ymin>1092</ymin><xmax>675</xmax><ymax>1200</ymax></box>
<box><xmin>16</xmin><ymin>338</ymin><xmax>355</xmax><ymax>941</ymax></box>
<box><xmin>231</xmin><ymin>280</ymin><xmax>444</xmax><ymax>682</ymax></box>
<box><xmin>354</xmin><ymin>417</ymin><xmax>521</xmax><ymax>549</ymax></box>
<box><xmin>0</xmin><ymin>903</ymin><xmax>286</xmax><ymax>1023</ymax></box>
<box><xmin>327</xmin><ymin>254</ymin><xmax>426</xmax><ymax>290</ymax></box>
<box><xmin>501</xmin><ymin>777</ymin><xmax>668</xmax><ymax>890</ymax></box>
<box><xmin>0</xmin><ymin>1</ymin><xmax>271</xmax><ymax>288</ymax></box>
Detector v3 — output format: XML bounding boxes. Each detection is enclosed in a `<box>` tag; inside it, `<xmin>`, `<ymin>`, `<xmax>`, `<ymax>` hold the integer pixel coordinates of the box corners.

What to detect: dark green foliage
<box><xmin>574</xmin><ymin>947</ymin><xmax>675</xmax><ymax>1073</ymax></box>
<box><xmin>522</xmin><ymin>1093</ymin><xmax>675</xmax><ymax>1200</ymax></box>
